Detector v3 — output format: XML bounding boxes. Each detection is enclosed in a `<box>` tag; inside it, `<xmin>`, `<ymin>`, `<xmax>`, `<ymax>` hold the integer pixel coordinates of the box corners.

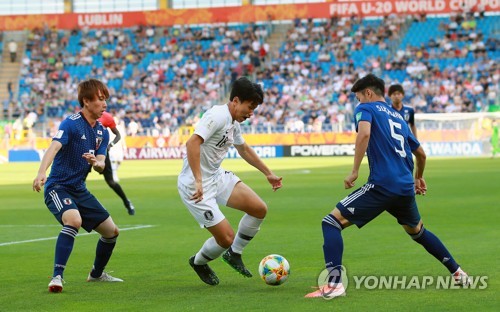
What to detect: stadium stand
<box><xmin>5</xmin><ymin>12</ymin><xmax>500</xmax><ymax>136</ymax></box>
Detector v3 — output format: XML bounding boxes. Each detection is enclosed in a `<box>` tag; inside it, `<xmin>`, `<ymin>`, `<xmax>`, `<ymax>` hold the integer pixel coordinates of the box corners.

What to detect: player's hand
<box><xmin>344</xmin><ymin>172</ymin><xmax>358</xmax><ymax>189</ymax></box>
<box><xmin>415</xmin><ymin>177</ymin><xmax>427</xmax><ymax>195</ymax></box>
<box><xmin>190</xmin><ymin>180</ymin><xmax>204</xmax><ymax>203</ymax></box>
<box><xmin>82</xmin><ymin>153</ymin><xmax>97</xmax><ymax>166</ymax></box>
<box><xmin>33</xmin><ymin>174</ymin><xmax>46</xmax><ymax>192</ymax></box>
<box><xmin>266</xmin><ymin>174</ymin><xmax>283</xmax><ymax>192</ymax></box>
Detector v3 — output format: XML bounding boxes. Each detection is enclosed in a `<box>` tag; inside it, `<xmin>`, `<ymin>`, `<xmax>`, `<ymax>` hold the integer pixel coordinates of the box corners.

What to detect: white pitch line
<box><xmin>0</xmin><ymin>225</ymin><xmax>155</xmax><ymax>247</ymax></box>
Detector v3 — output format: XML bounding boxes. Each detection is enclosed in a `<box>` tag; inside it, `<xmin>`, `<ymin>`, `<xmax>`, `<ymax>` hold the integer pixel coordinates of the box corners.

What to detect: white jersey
<box><xmin>179</xmin><ymin>104</ymin><xmax>245</xmax><ymax>186</ymax></box>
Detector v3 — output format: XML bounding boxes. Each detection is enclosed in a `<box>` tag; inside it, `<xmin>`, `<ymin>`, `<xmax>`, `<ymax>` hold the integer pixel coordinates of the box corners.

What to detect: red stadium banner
<box><xmin>326</xmin><ymin>0</ymin><xmax>499</xmax><ymax>17</ymax></box>
<box><xmin>0</xmin><ymin>0</ymin><xmax>498</xmax><ymax>31</ymax></box>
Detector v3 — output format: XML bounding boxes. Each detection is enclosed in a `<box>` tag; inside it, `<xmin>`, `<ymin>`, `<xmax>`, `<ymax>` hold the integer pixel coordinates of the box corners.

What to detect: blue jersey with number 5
<box><xmin>354</xmin><ymin>101</ymin><xmax>420</xmax><ymax>196</ymax></box>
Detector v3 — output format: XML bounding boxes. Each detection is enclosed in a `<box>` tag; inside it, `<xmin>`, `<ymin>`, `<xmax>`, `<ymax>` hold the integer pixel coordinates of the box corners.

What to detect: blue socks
<box><xmin>322</xmin><ymin>213</ymin><xmax>460</xmax><ymax>284</ymax></box>
<box><xmin>53</xmin><ymin>225</ymin><xmax>78</xmax><ymax>278</ymax></box>
<box><xmin>411</xmin><ymin>226</ymin><xmax>459</xmax><ymax>273</ymax></box>
<box><xmin>90</xmin><ymin>236</ymin><xmax>118</xmax><ymax>278</ymax></box>
<box><xmin>322</xmin><ymin>214</ymin><xmax>344</xmax><ymax>284</ymax></box>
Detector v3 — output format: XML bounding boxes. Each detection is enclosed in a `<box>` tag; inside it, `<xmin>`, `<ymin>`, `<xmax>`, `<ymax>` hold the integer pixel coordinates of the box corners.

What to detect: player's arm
<box><xmin>410</xmin><ymin>123</ymin><xmax>418</xmax><ymax>140</ymax></box>
<box><xmin>409</xmin><ymin>109</ymin><xmax>417</xmax><ymax>139</ymax></box>
<box><xmin>345</xmin><ymin>120</ymin><xmax>371</xmax><ymax>189</ymax></box>
<box><xmin>186</xmin><ymin>134</ymin><xmax>204</xmax><ymax>203</ymax></box>
<box><xmin>82</xmin><ymin>153</ymin><xmax>106</xmax><ymax>173</ymax></box>
<box><xmin>412</xmin><ymin>145</ymin><xmax>427</xmax><ymax>195</ymax></box>
<box><xmin>108</xmin><ymin>126</ymin><xmax>121</xmax><ymax>148</ymax></box>
<box><xmin>234</xmin><ymin>143</ymin><xmax>282</xmax><ymax>191</ymax></box>
<box><xmin>33</xmin><ymin>140</ymin><xmax>62</xmax><ymax>192</ymax></box>
<box><xmin>85</xmin><ymin>125</ymin><xmax>109</xmax><ymax>173</ymax></box>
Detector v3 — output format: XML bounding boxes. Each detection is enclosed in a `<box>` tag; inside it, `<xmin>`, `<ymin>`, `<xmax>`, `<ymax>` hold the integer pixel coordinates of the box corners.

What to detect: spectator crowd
<box><xmin>5</xmin><ymin>11</ymin><xmax>499</xmax><ymax>137</ymax></box>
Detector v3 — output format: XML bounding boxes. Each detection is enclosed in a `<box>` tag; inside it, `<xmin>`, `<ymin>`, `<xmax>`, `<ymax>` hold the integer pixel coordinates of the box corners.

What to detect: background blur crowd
<box><xmin>3</xmin><ymin>11</ymin><xmax>499</xmax><ymax>137</ymax></box>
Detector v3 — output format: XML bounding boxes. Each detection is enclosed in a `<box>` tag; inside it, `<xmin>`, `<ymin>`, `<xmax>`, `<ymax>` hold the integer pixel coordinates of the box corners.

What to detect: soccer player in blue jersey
<box><xmin>305</xmin><ymin>74</ymin><xmax>469</xmax><ymax>299</ymax></box>
<box><xmin>389</xmin><ymin>84</ymin><xmax>417</xmax><ymax>139</ymax></box>
<box><xmin>33</xmin><ymin>79</ymin><xmax>123</xmax><ymax>293</ymax></box>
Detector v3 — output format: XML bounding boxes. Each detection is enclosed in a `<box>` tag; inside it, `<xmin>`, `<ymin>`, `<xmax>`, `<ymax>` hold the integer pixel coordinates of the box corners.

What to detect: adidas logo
<box><xmin>442</xmin><ymin>257</ymin><xmax>450</xmax><ymax>263</ymax></box>
<box><xmin>81</xmin><ymin>134</ymin><xmax>86</xmax><ymax>140</ymax></box>
<box><xmin>347</xmin><ymin>207</ymin><xmax>355</xmax><ymax>214</ymax></box>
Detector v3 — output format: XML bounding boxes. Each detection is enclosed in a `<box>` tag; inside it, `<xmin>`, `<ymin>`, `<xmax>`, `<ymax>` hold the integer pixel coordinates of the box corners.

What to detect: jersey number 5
<box><xmin>388</xmin><ymin>119</ymin><xmax>406</xmax><ymax>157</ymax></box>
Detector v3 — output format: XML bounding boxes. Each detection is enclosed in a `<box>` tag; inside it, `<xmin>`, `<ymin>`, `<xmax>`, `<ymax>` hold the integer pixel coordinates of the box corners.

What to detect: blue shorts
<box><xmin>44</xmin><ymin>185</ymin><xmax>110</xmax><ymax>233</ymax></box>
<box><xmin>336</xmin><ymin>184</ymin><xmax>421</xmax><ymax>228</ymax></box>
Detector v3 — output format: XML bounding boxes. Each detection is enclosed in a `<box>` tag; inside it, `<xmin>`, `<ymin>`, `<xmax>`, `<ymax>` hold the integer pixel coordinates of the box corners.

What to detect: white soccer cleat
<box><xmin>305</xmin><ymin>283</ymin><xmax>346</xmax><ymax>299</ymax></box>
<box><xmin>87</xmin><ymin>272</ymin><xmax>124</xmax><ymax>282</ymax></box>
<box><xmin>452</xmin><ymin>267</ymin><xmax>471</xmax><ymax>286</ymax></box>
<box><xmin>48</xmin><ymin>275</ymin><xmax>64</xmax><ymax>293</ymax></box>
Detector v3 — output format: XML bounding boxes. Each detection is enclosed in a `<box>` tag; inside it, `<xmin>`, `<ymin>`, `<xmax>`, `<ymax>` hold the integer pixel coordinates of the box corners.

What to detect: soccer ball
<box><xmin>258</xmin><ymin>254</ymin><xmax>290</xmax><ymax>286</ymax></box>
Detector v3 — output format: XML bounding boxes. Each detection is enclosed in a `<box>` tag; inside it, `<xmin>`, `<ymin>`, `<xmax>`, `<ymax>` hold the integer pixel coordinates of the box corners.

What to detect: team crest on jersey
<box><xmin>97</xmin><ymin>130</ymin><xmax>103</xmax><ymax>135</ymax></box>
<box><xmin>63</xmin><ymin>198</ymin><xmax>72</xmax><ymax>205</ymax></box>
<box><xmin>404</xmin><ymin>111</ymin><xmax>410</xmax><ymax>121</ymax></box>
<box><xmin>96</xmin><ymin>136</ymin><xmax>103</xmax><ymax>150</ymax></box>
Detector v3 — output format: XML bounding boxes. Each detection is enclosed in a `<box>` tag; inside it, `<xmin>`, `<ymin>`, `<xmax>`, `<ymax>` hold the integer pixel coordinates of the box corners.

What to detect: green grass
<box><xmin>0</xmin><ymin>157</ymin><xmax>498</xmax><ymax>311</ymax></box>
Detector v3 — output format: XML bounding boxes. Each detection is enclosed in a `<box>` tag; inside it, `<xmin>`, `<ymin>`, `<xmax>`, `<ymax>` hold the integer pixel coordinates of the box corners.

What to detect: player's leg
<box><xmin>76</xmin><ymin>191</ymin><xmax>123</xmax><ymax>282</ymax></box>
<box><xmin>195</xmin><ymin>217</ymin><xmax>235</xmax><ymax>267</ymax></box>
<box><xmin>103</xmin><ymin>155</ymin><xmax>134</xmax><ymax>215</ymax></box>
<box><xmin>389</xmin><ymin>196</ymin><xmax>469</xmax><ymax>286</ymax></box>
<box><xmin>219</xmin><ymin>172</ymin><xmax>267</xmax><ymax>277</ymax></box>
<box><xmin>404</xmin><ymin>222</ymin><xmax>470</xmax><ymax>285</ymax></box>
<box><xmin>111</xmin><ymin>160</ymin><xmax>120</xmax><ymax>182</ymax></box>
<box><xmin>493</xmin><ymin>144</ymin><xmax>500</xmax><ymax>157</ymax></box>
<box><xmin>178</xmin><ymin>181</ymin><xmax>227</xmax><ymax>285</ymax></box>
<box><xmin>305</xmin><ymin>207</ymin><xmax>352</xmax><ymax>299</ymax></box>
<box><xmin>45</xmin><ymin>189</ymin><xmax>82</xmax><ymax>292</ymax></box>
<box><xmin>189</xmin><ymin>219</ymin><xmax>234</xmax><ymax>285</ymax></box>
<box><xmin>306</xmin><ymin>184</ymin><xmax>386</xmax><ymax>298</ymax></box>
<box><xmin>87</xmin><ymin>217</ymin><xmax>123</xmax><ymax>282</ymax></box>
<box><xmin>226</xmin><ymin>181</ymin><xmax>267</xmax><ymax>247</ymax></box>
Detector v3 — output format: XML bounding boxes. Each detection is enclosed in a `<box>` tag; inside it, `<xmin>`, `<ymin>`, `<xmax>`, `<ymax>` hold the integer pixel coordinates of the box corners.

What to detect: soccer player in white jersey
<box><xmin>178</xmin><ymin>77</ymin><xmax>283</xmax><ymax>285</ymax></box>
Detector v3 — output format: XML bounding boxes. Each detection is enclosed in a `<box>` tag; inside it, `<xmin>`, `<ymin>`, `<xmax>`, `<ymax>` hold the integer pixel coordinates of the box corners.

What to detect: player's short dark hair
<box><xmin>351</xmin><ymin>73</ymin><xmax>385</xmax><ymax>96</ymax></box>
<box><xmin>78</xmin><ymin>78</ymin><xmax>110</xmax><ymax>107</ymax></box>
<box><xmin>388</xmin><ymin>84</ymin><xmax>405</xmax><ymax>96</ymax></box>
<box><xmin>229</xmin><ymin>77</ymin><xmax>264</xmax><ymax>105</ymax></box>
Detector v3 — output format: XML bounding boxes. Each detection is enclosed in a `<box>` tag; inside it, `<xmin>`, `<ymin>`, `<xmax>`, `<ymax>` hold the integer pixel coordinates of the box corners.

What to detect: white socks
<box><xmin>194</xmin><ymin>214</ymin><xmax>264</xmax><ymax>264</ymax></box>
<box><xmin>231</xmin><ymin>214</ymin><xmax>264</xmax><ymax>254</ymax></box>
<box><xmin>194</xmin><ymin>237</ymin><xmax>226</xmax><ymax>265</ymax></box>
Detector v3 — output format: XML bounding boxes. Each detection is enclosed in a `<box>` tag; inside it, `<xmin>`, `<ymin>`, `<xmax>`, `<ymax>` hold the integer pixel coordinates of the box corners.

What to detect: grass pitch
<box><xmin>0</xmin><ymin>157</ymin><xmax>498</xmax><ymax>311</ymax></box>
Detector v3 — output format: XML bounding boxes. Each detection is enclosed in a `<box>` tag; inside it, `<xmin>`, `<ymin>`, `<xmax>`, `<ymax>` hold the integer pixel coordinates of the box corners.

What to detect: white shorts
<box><xmin>109</xmin><ymin>147</ymin><xmax>124</xmax><ymax>163</ymax></box>
<box><xmin>178</xmin><ymin>170</ymin><xmax>240</xmax><ymax>228</ymax></box>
